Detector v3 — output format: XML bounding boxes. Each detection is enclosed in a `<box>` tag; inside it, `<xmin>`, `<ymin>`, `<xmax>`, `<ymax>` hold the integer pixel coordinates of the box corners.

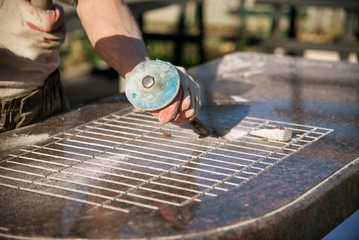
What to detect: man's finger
<box><xmin>149</xmin><ymin>87</ymin><xmax>183</xmax><ymax>124</ymax></box>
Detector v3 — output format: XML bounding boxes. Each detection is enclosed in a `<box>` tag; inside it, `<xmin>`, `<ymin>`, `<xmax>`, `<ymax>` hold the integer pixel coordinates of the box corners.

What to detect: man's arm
<box><xmin>76</xmin><ymin>0</ymin><xmax>200</xmax><ymax>125</ymax></box>
<box><xmin>76</xmin><ymin>0</ymin><xmax>149</xmax><ymax>79</ymax></box>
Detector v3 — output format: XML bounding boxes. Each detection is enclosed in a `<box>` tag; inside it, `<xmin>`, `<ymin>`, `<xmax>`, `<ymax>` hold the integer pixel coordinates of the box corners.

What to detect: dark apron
<box><xmin>0</xmin><ymin>69</ymin><xmax>68</xmax><ymax>133</ymax></box>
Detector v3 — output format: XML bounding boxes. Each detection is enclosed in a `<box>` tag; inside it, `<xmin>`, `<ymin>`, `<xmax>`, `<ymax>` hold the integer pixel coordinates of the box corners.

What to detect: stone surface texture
<box><xmin>0</xmin><ymin>52</ymin><xmax>358</xmax><ymax>239</ymax></box>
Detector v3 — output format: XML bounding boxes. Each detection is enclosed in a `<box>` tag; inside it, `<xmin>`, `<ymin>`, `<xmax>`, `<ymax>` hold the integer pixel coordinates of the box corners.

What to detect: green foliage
<box><xmin>79</xmin><ymin>33</ymin><xmax>102</xmax><ymax>67</ymax></box>
<box><xmin>59</xmin><ymin>30</ymin><xmax>101</xmax><ymax>70</ymax></box>
<box><xmin>146</xmin><ymin>40</ymin><xmax>175</xmax><ymax>63</ymax></box>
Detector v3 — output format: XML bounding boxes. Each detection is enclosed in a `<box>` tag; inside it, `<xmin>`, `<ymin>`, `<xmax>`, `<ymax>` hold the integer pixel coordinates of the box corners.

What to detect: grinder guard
<box><xmin>125</xmin><ymin>60</ymin><xmax>180</xmax><ymax>111</ymax></box>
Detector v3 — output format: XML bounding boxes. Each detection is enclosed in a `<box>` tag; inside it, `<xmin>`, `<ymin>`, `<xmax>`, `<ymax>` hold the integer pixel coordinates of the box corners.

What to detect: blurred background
<box><xmin>56</xmin><ymin>1</ymin><xmax>358</xmax><ymax>239</ymax></box>
<box><xmin>59</xmin><ymin>0</ymin><xmax>359</xmax><ymax>69</ymax></box>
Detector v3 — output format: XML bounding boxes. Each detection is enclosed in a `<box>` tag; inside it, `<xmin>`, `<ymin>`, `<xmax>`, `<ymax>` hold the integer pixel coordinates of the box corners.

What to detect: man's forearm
<box><xmin>76</xmin><ymin>0</ymin><xmax>149</xmax><ymax>79</ymax></box>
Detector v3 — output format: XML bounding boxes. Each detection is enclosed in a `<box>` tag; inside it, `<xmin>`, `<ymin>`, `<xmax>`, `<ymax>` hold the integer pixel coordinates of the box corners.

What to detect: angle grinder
<box><xmin>125</xmin><ymin>60</ymin><xmax>217</xmax><ymax>138</ymax></box>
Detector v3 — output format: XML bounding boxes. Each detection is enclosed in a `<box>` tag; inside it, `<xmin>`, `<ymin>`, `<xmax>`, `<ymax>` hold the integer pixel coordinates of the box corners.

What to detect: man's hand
<box><xmin>0</xmin><ymin>0</ymin><xmax>66</xmax><ymax>61</ymax></box>
<box><xmin>149</xmin><ymin>67</ymin><xmax>201</xmax><ymax>125</ymax></box>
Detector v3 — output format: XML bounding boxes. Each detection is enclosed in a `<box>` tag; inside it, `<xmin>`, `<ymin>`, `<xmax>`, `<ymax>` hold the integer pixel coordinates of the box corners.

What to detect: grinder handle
<box><xmin>30</xmin><ymin>0</ymin><xmax>53</xmax><ymax>10</ymax></box>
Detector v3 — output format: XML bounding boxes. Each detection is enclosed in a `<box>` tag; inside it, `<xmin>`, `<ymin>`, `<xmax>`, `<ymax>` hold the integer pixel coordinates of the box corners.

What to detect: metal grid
<box><xmin>0</xmin><ymin>108</ymin><xmax>333</xmax><ymax>213</ymax></box>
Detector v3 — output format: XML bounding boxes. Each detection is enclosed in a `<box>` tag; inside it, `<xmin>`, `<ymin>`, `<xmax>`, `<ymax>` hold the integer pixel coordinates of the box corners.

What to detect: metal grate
<box><xmin>0</xmin><ymin>107</ymin><xmax>333</xmax><ymax>213</ymax></box>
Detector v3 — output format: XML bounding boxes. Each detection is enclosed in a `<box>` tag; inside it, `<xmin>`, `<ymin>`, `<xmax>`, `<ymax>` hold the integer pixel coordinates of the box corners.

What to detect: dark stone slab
<box><xmin>0</xmin><ymin>52</ymin><xmax>358</xmax><ymax>239</ymax></box>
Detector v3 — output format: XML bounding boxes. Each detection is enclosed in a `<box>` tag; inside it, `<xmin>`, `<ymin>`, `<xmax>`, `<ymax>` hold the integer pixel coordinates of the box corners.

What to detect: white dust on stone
<box><xmin>0</xmin><ymin>133</ymin><xmax>49</xmax><ymax>150</ymax></box>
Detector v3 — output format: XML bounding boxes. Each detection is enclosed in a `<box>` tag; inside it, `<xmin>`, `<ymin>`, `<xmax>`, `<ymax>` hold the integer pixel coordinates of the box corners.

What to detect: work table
<box><xmin>0</xmin><ymin>52</ymin><xmax>358</xmax><ymax>239</ymax></box>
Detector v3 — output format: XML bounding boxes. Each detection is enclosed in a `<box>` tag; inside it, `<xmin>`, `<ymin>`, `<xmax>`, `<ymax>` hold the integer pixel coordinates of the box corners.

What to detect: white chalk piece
<box><xmin>212</xmin><ymin>127</ymin><xmax>248</xmax><ymax>140</ymax></box>
<box><xmin>230</xmin><ymin>95</ymin><xmax>249</xmax><ymax>103</ymax></box>
<box><xmin>250</xmin><ymin>127</ymin><xmax>292</xmax><ymax>141</ymax></box>
<box><xmin>222</xmin><ymin>129</ymin><xmax>248</xmax><ymax>140</ymax></box>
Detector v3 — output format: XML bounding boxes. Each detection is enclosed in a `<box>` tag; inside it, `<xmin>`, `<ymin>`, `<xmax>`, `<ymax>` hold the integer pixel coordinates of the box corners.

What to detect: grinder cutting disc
<box><xmin>125</xmin><ymin>60</ymin><xmax>180</xmax><ymax>111</ymax></box>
